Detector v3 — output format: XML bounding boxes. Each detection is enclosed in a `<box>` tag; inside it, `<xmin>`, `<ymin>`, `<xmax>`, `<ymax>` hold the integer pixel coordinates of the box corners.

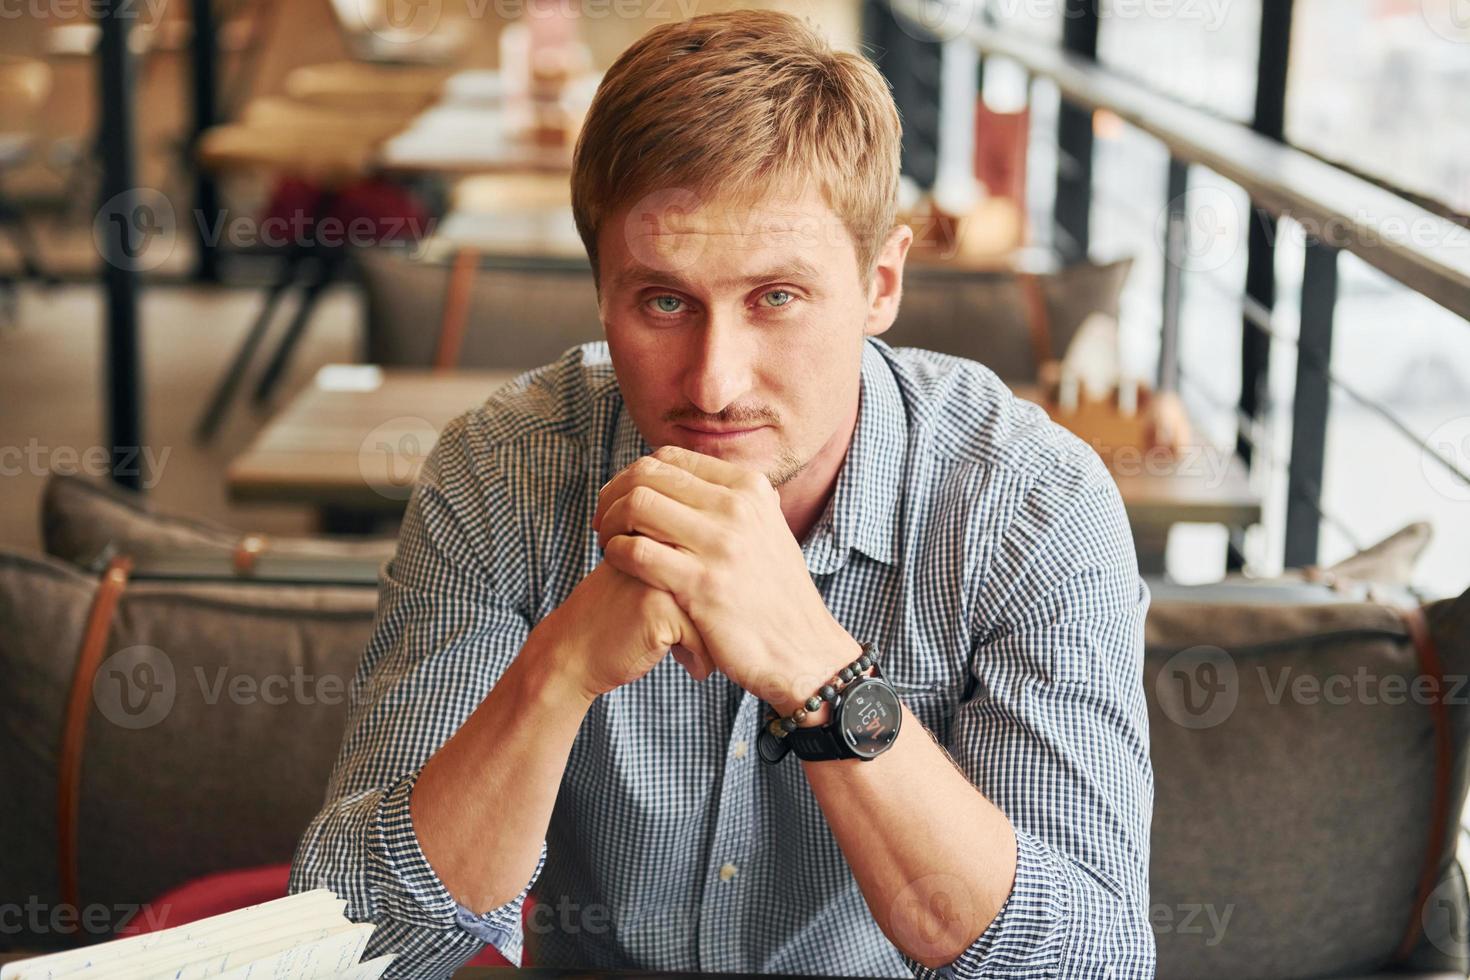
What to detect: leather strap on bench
<box><xmin>1394</xmin><ymin>602</ymin><xmax>1452</xmax><ymax>963</ymax></box>
<box><xmin>57</xmin><ymin>554</ymin><xmax>133</xmax><ymax>916</ymax></box>
<box><xmin>1017</xmin><ymin>272</ymin><xmax>1054</xmax><ymax>370</ymax></box>
<box><xmin>434</xmin><ymin>246</ymin><xmax>480</xmax><ymax>371</ymax></box>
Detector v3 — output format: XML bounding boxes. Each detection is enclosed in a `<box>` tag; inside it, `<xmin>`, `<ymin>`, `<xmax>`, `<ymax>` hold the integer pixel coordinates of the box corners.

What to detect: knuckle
<box><xmin>693</xmin><ymin>563</ymin><xmax>721</xmax><ymax>597</ymax></box>
<box><xmin>626</xmin><ymin>533</ymin><xmax>655</xmax><ymax>565</ymax></box>
<box><xmin>627</xmin><ymin>484</ymin><xmax>659</xmax><ymax>514</ymax></box>
<box><xmin>730</xmin><ymin>492</ymin><xmax>759</xmax><ymax>524</ymax></box>
<box><xmin>705</xmin><ymin>530</ymin><xmax>734</xmax><ymax>560</ymax></box>
<box><xmin>715</xmin><ymin>488</ymin><xmax>742</xmax><ymax>517</ymax></box>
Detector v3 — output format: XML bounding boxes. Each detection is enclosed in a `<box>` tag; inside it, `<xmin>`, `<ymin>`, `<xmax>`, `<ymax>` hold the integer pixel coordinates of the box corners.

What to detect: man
<box><xmin>292</xmin><ymin>10</ymin><xmax>1154</xmax><ymax>978</ymax></box>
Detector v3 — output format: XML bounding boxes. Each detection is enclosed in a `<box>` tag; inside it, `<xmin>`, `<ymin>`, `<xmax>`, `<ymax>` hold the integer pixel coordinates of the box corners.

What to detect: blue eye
<box><xmin>761</xmin><ymin>290</ymin><xmax>793</xmax><ymax>308</ymax></box>
<box><xmin>651</xmin><ymin>295</ymin><xmax>684</xmax><ymax>314</ymax></box>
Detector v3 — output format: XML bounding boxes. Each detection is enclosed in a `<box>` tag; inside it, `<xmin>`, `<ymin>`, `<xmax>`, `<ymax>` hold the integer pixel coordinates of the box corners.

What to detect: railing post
<box><xmin>1283</xmin><ymin>239</ymin><xmax>1339</xmax><ymax>568</ymax></box>
<box><xmin>190</xmin><ymin>0</ymin><xmax>221</xmax><ymax>282</ymax></box>
<box><xmin>1053</xmin><ymin>0</ymin><xmax>1098</xmax><ymax>262</ymax></box>
<box><xmin>1158</xmin><ymin>158</ymin><xmax>1189</xmax><ymax>393</ymax></box>
<box><xmin>1230</xmin><ymin>0</ymin><xmax>1295</xmax><ymax>571</ymax></box>
<box><xmin>96</xmin><ymin>0</ymin><xmax>144</xmax><ymax>492</ymax></box>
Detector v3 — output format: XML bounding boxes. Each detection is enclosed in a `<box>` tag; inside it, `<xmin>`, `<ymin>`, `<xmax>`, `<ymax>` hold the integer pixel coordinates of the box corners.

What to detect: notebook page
<box><xmin>208</xmin><ymin>928</ymin><xmax>386</xmax><ymax>980</ymax></box>
<box><xmin>105</xmin><ymin>923</ymin><xmax>374</xmax><ymax>980</ymax></box>
<box><xmin>101</xmin><ymin>923</ymin><xmax>371</xmax><ymax>980</ymax></box>
<box><xmin>0</xmin><ymin>891</ymin><xmax>346</xmax><ymax>980</ymax></box>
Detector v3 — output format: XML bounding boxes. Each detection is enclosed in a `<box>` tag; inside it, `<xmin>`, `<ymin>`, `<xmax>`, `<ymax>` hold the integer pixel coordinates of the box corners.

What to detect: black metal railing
<box><xmin>878</xmin><ymin>0</ymin><xmax>1470</xmax><ymax>575</ymax></box>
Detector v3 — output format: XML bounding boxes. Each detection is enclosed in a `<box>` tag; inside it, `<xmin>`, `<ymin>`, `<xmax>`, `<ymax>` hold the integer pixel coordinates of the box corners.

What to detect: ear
<box><xmin>863</xmin><ymin>223</ymin><xmax>914</xmax><ymax>338</ymax></box>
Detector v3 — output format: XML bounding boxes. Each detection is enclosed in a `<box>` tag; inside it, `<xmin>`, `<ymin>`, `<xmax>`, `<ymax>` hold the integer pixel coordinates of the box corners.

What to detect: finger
<box><xmin>671</xmin><ymin>644</ymin><xmax>700</xmax><ymax>679</ymax></box>
<box><xmin>597</xmin><ymin>484</ymin><xmax>714</xmax><ymax>554</ymax></box>
<box><xmin>671</xmin><ymin>643</ymin><xmax>717</xmax><ymax>682</ymax></box>
<box><xmin>648</xmin><ymin>443</ymin><xmax>753</xmax><ymax>489</ymax></box>
<box><xmin>594</xmin><ymin>455</ymin><xmax>721</xmax><ymax>533</ymax></box>
<box><xmin>602</xmin><ymin>533</ymin><xmax>702</xmax><ymax>605</ymax></box>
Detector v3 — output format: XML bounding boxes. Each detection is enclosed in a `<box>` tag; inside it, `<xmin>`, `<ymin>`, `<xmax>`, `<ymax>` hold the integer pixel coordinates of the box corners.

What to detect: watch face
<box><xmin>839</xmin><ymin>679</ymin><xmax>902</xmax><ymax>759</ymax></box>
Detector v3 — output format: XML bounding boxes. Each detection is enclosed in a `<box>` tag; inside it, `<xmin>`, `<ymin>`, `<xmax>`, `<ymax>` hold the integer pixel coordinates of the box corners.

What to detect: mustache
<box><xmin>664</xmin><ymin>407</ymin><xmax>779</xmax><ymax>427</ymax></box>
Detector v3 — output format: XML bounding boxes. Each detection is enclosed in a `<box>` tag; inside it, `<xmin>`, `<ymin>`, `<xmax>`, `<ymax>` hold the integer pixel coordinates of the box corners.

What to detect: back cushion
<box><xmin>356</xmin><ymin>245</ymin><xmax>603</xmax><ymax>370</ymax></box>
<box><xmin>40</xmin><ymin>472</ymin><xmax>396</xmax><ymax>570</ymax></box>
<box><xmin>889</xmin><ymin>258</ymin><xmax>1132</xmax><ymax>382</ymax></box>
<box><xmin>1146</xmin><ymin>588</ymin><xmax>1470</xmax><ymax>979</ymax></box>
<box><xmin>0</xmin><ymin>550</ymin><xmax>377</xmax><ymax>951</ymax></box>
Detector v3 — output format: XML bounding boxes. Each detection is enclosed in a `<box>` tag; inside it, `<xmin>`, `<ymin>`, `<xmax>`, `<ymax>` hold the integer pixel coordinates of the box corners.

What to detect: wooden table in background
<box><xmin>229</xmin><ymin>367</ymin><xmax>1260</xmax><ymax>568</ymax></box>
<box><xmin>1012</xmin><ymin>385</ymin><xmax>1262</xmax><ymax>574</ymax></box>
<box><xmin>226</xmin><ymin>365</ymin><xmax>519</xmax><ymax>532</ymax></box>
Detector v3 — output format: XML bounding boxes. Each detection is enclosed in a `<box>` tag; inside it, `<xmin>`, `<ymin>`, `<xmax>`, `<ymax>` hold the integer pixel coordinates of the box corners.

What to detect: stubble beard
<box><xmin>765</xmin><ymin>446</ymin><xmax>808</xmax><ymax>488</ymax></box>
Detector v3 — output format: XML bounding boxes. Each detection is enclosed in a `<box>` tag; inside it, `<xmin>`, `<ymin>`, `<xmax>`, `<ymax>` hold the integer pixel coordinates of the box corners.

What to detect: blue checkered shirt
<box><xmin>291</xmin><ymin>338</ymin><xmax>1155</xmax><ymax>978</ymax></box>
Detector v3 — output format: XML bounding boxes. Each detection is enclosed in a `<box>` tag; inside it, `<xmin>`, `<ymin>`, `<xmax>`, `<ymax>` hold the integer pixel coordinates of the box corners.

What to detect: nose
<box><xmin>681</xmin><ymin>309</ymin><xmax>754</xmax><ymax>416</ymax></box>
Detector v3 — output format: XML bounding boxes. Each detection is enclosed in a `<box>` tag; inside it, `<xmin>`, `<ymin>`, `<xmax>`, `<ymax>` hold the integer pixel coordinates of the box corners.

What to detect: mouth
<box><xmin>673</xmin><ymin>423</ymin><xmax>769</xmax><ymax>443</ymax></box>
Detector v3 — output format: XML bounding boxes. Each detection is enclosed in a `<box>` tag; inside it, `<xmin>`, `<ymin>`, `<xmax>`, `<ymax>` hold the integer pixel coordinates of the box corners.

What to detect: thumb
<box><xmin>670</xmin><ymin>622</ymin><xmax>716</xmax><ymax>681</ymax></box>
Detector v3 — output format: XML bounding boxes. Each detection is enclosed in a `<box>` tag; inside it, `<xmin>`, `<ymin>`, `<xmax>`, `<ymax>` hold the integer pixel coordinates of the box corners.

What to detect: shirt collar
<box><xmin>603</xmin><ymin>338</ymin><xmax>906</xmax><ymax>573</ymax></box>
<box><xmin>802</xmin><ymin>339</ymin><xmax>905</xmax><ymax>574</ymax></box>
<box><xmin>606</xmin><ymin>383</ymin><xmax>653</xmax><ymax>480</ymax></box>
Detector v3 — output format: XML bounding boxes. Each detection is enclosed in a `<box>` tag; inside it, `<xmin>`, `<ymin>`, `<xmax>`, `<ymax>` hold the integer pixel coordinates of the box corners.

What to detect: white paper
<box><xmin>1</xmin><ymin>890</ymin><xmax>385</xmax><ymax>980</ymax></box>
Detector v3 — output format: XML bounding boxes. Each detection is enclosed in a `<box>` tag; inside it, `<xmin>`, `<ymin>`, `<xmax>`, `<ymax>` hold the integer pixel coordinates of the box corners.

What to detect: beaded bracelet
<box><xmin>762</xmin><ymin>642</ymin><xmax>878</xmax><ymax>740</ymax></box>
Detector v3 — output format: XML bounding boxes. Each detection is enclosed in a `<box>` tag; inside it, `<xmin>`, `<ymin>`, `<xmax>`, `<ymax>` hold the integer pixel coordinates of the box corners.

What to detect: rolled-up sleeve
<box><xmin>904</xmin><ymin>456</ymin><xmax>1155</xmax><ymax>979</ymax></box>
<box><xmin>289</xmin><ymin>415</ymin><xmax>547</xmax><ymax>979</ymax></box>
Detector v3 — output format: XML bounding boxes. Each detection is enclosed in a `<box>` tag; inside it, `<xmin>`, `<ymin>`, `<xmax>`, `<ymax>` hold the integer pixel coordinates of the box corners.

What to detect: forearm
<box><xmin>412</xmin><ymin>622</ymin><xmax>594</xmax><ymax>913</ymax></box>
<box><xmin>802</xmin><ymin>700</ymin><xmax>1018</xmax><ymax>970</ymax></box>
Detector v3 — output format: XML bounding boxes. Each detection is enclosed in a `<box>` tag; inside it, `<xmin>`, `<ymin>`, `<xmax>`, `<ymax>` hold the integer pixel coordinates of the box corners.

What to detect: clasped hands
<box><xmin>590</xmin><ymin>444</ymin><xmax>861</xmax><ymax>716</ymax></box>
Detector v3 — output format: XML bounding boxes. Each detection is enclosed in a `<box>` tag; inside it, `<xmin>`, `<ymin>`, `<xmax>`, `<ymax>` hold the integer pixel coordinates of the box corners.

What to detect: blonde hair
<box><xmin>570</xmin><ymin>9</ymin><xmax>902</xmax><ymax>283</ymax></box>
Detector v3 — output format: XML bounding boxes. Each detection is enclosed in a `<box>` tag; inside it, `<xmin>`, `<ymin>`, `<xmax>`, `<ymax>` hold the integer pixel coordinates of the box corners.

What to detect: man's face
<box><xmin>596</xmin><ymin>185</ymin><xmax>908</xmax><ymax>487</ymax></box>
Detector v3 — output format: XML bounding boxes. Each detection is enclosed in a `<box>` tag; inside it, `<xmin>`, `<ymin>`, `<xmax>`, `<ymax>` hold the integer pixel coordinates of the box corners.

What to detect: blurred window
<box><xmin>1287</xmin><ymin>0</ymin><xmax>1470</xmax><ymax>215</ymax></box>
<box><xmin>1096</xmin><ymin>0</ymin><xmax>1262</xmax><ymax>122</ymax></box>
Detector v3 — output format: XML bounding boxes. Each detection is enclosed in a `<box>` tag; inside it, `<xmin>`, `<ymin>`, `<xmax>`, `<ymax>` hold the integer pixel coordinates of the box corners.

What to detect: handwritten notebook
<box><xmin>0</xmin><ymin>889</ymin><xmax>393</xmax><ymax>980</ymax></box>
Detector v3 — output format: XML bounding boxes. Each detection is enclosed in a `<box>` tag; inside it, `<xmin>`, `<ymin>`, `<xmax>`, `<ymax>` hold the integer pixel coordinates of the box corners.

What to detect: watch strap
<box><xmin>786</xmin><ymin>720</ymin><xmax>850</xmax><ymax>761</ymax></box>
<box><xmin>758</xmin><ymin>649</ymin><xmax>899</xmax><ymax>764</ymax></box>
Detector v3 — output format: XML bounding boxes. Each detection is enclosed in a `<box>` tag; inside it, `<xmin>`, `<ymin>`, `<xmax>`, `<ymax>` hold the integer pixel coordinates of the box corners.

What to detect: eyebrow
<box><xmin>607</xmin><ymin>259</ymin><xmax>824</xmax><ymax>294</ymax></box>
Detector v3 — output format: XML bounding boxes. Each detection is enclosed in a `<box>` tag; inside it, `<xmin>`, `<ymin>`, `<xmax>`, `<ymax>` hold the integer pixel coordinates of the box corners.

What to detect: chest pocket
<box><xmin>891</xmin><ymin>682</ymin><xmax>958</xmax><ymax>749</ymax></box>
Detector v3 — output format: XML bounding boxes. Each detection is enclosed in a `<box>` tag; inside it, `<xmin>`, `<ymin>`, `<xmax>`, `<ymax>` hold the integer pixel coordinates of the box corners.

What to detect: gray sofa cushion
<box><xmin>0</xmin><ymin>549</ymin><xmax>377</xmax><ymax>952</ymax></box>
<box><xmin>1224</xmin><ymin>522</ymin><xmax>1435</xmax><ymax>596</ymax></box>
<box><xmin>357</xmin><ymin>245</ymin><xmax>1130</xmax><ymax>383</ymax></box>
<box><xmin>887</xmin><ymin>257</ymin><xmax>1133</xmax><ymax>382</ymax></box>
<box><xmin>357</xmin><ymin>244</ymin><xmax>603</xmax><ymax>370</ymax></box>
<box><xmin>40</xmin><ymin>472</ymin><xmax>396</xmax><ymax>571</ymax></box>
<box><xmin>1146</xmin><ymin>586</ymin><xmax>1470</xmax><ymax>979</ymax></box>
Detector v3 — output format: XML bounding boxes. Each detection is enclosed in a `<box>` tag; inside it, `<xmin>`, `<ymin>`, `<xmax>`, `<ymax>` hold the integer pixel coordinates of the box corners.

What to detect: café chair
<box><xmin>191</xmin><ymin>98</ymin><xmax>429</xmax><ymax>440</ymax></box>
<box><xmin>39</xmin><ymin>470</ymin><xmax>397</xmax><ymax>573</ymax></box>
<box><xmin>43</xmin><ymin>0</ymin><xmax>278</xmax><ymax>221</ymax></box>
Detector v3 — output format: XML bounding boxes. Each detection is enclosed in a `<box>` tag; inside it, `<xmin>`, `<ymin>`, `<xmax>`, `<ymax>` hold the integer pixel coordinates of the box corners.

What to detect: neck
<box><xmin>778</xmin><ymin>391</ymin><xmax>861</xmax><ymax>543</ymax></box>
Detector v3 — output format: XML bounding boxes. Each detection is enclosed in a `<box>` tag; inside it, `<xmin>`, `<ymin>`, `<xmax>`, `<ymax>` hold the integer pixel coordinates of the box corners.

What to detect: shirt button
<box><xmin>719</xmin><ymin>862</ymin><xmax>738</xmax><ymax>882</ymax></box>
<box><xmin>733</xmin><ymin>740</ymin><xmax>748</xmax><ymax>759</ymax></box>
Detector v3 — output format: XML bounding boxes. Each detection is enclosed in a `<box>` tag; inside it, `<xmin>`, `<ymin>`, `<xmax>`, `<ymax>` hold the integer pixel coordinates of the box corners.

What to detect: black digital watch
<box><xmin>757</xmin><ymin>658</ymin><xmax>903</xmax><ymax>764</ymax></box>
